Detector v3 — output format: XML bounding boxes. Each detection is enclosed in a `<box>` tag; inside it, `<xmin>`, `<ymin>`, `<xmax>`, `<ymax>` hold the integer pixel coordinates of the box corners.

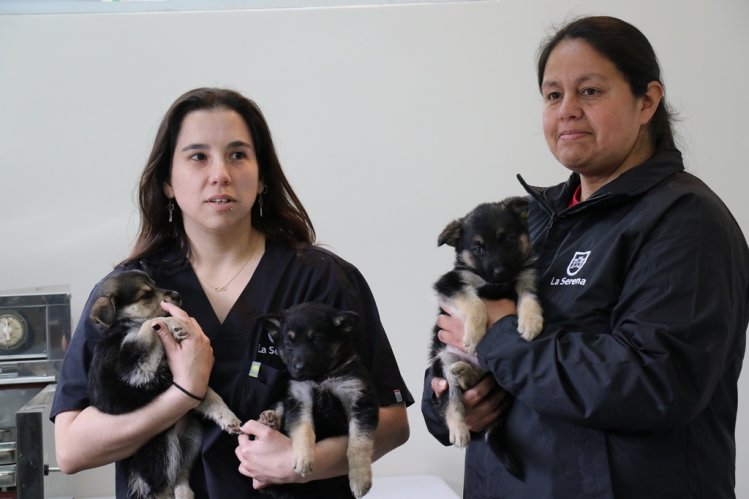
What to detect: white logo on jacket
<box><xmin>566</xmin><ymin>251</ymin><xmax>591</xmax><ymax>276</ymax></box>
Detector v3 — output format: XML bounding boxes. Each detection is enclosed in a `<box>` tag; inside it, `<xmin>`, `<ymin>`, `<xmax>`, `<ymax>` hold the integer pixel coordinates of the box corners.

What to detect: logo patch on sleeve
<box><xmin>393</xmin><ymin>389</ymin><xmax>403</xmax><ymax>403</ymax></box>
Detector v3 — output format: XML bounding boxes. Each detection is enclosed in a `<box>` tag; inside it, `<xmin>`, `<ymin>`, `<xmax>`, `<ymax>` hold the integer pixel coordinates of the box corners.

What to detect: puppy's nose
<box><xmin>491</xmin><ymin>267</ymin><xmax>509</xmax><ymax>282</ymax></box>
<box><xmin>166</xmin><ymin>290</ymin><xmax>181</xmax><ymax>305</ymax></box>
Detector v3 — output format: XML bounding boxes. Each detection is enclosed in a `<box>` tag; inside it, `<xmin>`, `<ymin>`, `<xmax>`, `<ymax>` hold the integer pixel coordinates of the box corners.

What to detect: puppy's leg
<box><xmin>194</xmin><ymin>389</ymin><xmax>241</xmax><ymax>434</ymax></box>
<box><xmin>449</xmin><ymin>361</ymin><xmax>484</xmax><ymax>391</ymax></box>
<box><xmin>330</xmin><ymin>380</ymin><xmax>379</xmax><ymax>498</ymax></box>
<box><xmin>258</xmin><ymin>401</ymin><xmax>285</xmax><ymax>431</ymax></box>
<box><xmin>161</xmin><ymin>316</ymin><xmax>188</xmax><ymax>341</ymax></box>
<box><xmin>128</xmin><ymin>429</ymin><xmax>180</xmax><ymax>499</ymax></box>
<box><xmin>173</xmin><ymin>414</ymin><xmax>202</xmax><ymax>499</ymax></box>
<box><xmin>515</xmin><ymin>269</ymin><xmax>543</xmax><ymax>341</ymax></box>
<box><xmin>258</xmin><ymin>409</ymin><xmax>282</xmax><ymax>431</ymax></box>
<box><xmin>438</xmin><ymin>351</ymin><xmax>471</xmax><ymax>448</ymax></box>
<box><xmin>124</xmin><ymin>317</ymin><xmax>185</xmax><ymax>387</ymax></box>
<box><xmin>120</xmin><ymin>321</ymin><xmax>165</xmax><ymax>389</ymax></box>
<box><xmin>517</xmin><ymin>293</ymin><xmax>543</xmax><ymax>341</ymax></box>
<box><xmin>440</xmin><ymin>291</ymin><xmax>486</xmax><ymax>354</ymax></box>
<box><xmin>346</xmin><ymin>423</ymin><xmax>375</xmax><ymax>498</ymax></box>
<box><xmin>286</xmin><ymin>381</ymin><xmax>316</xmax><ymax>476</ymax></box>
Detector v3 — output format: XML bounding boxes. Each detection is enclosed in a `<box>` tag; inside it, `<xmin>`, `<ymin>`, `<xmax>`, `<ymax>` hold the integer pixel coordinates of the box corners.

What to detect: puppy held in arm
<box><xmin>257</xmin><ymin>302</ymin><xmax>379</xmax><ymax>499</ymax></box>
<box><xmin>429</xmin><ymin>197</ymin><xmax>543</xmax><ymax>480</ymax></box>
<box><xmin>88</xmin><ymin>269</ymin><xmax>241</xmax><ymax>499</ymax></box>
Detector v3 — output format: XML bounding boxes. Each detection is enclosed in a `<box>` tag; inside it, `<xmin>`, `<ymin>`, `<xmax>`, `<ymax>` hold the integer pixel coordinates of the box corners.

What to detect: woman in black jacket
<box><xmin>422</xmin><ymin>16</ymin><xmax>749</xmax><ymax>499</ymax></box>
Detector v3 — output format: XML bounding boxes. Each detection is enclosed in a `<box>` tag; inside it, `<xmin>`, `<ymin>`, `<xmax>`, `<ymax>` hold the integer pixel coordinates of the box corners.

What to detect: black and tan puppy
<box><xmin>88</xmin><ymin>269</ymin><xmax>241</xmax><ymax>499</ymax></box>
<box><xmin>430</xmin><ymin>197</ymin><xmax>543</xmax><ymax>480</ymax></box>
<box><xmin>257</xmin><ymin>302</ymin><xmax>379</xmax><ymax>499</ymax></box>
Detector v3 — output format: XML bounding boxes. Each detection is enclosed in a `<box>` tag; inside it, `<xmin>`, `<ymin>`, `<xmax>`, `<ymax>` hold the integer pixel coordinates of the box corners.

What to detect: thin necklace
<box><xmin>194</xmin><ymin>247</ymin><xmax>256</xmax><ymax>294</ymax></box>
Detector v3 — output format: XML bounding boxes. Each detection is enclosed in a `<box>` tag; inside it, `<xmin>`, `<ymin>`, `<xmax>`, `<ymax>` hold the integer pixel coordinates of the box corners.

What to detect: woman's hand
<box><xmin>432</xmin><ymin>298</ymin><xmax>517</xmax><ymax>433</ymax></box>
<box><xmin>431</xmin><ymin>375</ymin><xmax>511</xmax><ymax>433</ymax></box>
<box><xmin>236</xmin><ymin>420</ymin><xmax>299</xmax><ymax>489</ymax></box>
<box><xmin>236</xmin><ymin>405</ymin><xmax>408</xmax><ymax>490</ymax></box>
<box><xmin>156</xmin><ymin>301</ymin><xmax>215</xmax><ymax>400</ymax></box>
<box><xmin>484</xmin><ymin>298</ymin><xmax>518</xmax><ymax>328</ymax></box>
<box><xmin>436</xmin><ymin>298</ymin><xmax>517</xmax><ymax>353</ymax></box>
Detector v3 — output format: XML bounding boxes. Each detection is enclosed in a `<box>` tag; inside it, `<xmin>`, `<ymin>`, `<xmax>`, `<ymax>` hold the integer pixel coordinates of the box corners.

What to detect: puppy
<box><xmin>88</xmin><ymin>269</ymin><xmax>241</xmax><ymax>499</ymax></box>
<box><xmin>257</xmin><ymin>302</ymin><xmax>379</xmax><ymax>499</ymax></box>
<box><xmin>430</xmin><ymin>197</ymin><xmax>543</xmax><ymax>480</ymax></box>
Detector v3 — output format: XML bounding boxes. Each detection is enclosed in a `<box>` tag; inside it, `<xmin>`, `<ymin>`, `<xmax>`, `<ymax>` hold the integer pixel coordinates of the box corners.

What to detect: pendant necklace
<box><xmin>195</xmin><ymin>249</ymin><xmax>256</xmax><ymax>294</ymax></box>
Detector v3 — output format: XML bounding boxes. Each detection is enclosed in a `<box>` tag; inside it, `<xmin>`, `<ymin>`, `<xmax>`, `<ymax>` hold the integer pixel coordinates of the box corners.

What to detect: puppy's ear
<box><xmin>90</xmin><ymin>296</ymin><xmax>116</xmax><ymax>330</ymax></box>
<box><xmin>438</xmin><ymin>219</ymin><xmax>463</xmax><ymax>247</ymax></box>
<box><xmin>257</xmin><ymin>313</ymin><xmax>283</xmax><ymax>341</ymax></box>
<box><xmin>503</xmin><ymin>196</ymin><xmax>529</xmax><ymax>222</ymax></box>
<box><xmin>332</xmin><ymin>311</ymin><xmax>359</xmax><ymax>335</ymax></box>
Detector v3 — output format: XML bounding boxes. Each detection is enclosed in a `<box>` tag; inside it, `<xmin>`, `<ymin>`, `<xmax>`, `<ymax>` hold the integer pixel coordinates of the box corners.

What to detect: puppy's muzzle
<box><xmin>164</xmin><ymin>290</ymin><xmax>181</xmax><ymax>306</ymax></box>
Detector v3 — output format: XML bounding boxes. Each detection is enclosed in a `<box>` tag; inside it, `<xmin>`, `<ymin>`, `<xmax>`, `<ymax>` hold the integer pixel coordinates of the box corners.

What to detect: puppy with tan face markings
<box><xmin>256</xmin><ymin>302</ymin><xmax>380</xmax><ymax>499</ymax></box>
<box><xmin>429</xmin><ymin>197</ymin><xmax>542</xmax><ymax>480</ymax></box>
<box><xmin>87</xmin><ymin>269</ymin><xmax>241</xmax><ymax>499</ymax></box>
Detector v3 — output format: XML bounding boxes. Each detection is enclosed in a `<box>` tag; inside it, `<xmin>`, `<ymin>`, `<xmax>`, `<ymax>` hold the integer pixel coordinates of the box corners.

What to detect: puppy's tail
<box><xmin>486</xmin><ymin>419</ymin><xmax>523</xmax><ymax>481</ymax></box>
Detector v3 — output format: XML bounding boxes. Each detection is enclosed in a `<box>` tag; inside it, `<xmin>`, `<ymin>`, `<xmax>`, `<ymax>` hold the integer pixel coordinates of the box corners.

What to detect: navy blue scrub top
<box><xmin>51</xmin><ymin>239</ymin><xmax>414</xmax><ymax>498</ymax></box>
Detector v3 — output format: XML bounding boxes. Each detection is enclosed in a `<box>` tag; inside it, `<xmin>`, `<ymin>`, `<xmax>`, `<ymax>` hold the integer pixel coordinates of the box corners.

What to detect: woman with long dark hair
<box><xmin>52</xmin><ymin>88</ymin><xmax>412</xmax><ymax>498</ymax></box>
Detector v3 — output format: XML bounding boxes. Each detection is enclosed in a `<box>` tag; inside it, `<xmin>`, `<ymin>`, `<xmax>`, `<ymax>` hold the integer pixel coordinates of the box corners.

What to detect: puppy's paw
<box><xmin>448</xmin><ymin>422</ymin><xmax>471</xmax><ymax>448</ymax></box>
<box><xmin>348</xmin><ymin>465</ymin><xmax>372</xmax><ymax>498</ymax></box>
<box><xmin>462</xmin><ymin>336</ymin><xmax>479</xmax><ymax>355</ymax></box>
<box><xmin>215</xmin><ymin>409</ymin><xmax>242</xmax><ymax>435</ymax></box>
<box><xmin>162</xmin><ymin>317</ymin><xmax>188</xmax><ymax>341</ymax></box>
<box><xmin>222</xmin><ymin>415</ymin><xmax>242</xmax><ymax>435</ymax></box>
<box><xmin>290</xmin><ymin>421</ymin><xmax>316</xmax><ymax>476</ymax></box>
<box><xmin>173</xmin><ymin>483</ymin><xmax>195</xmax><ymax>499</ymax></box>
<box><xmin>258</xmin><ymin>410</ymin><xmax>282</xmax><ymax>431</ymax></box>
<box><xmin>517</xmin><ymin>297</ymin><xmax>543</xmax><ymax>341</ymax></box>
<box><xmin>449</xmin><ymin>361</ymin><xmax>481</xmax><ymax>390</ymax></box>
<box><xmin>293</xmin><ymin>453</ymin><xmax>314</xmax><ymax>477</ymax></box>
<box><xmin>463</xmin><ymin>322</ymin><xmax>486</xmax><ymax>355</ymax></box>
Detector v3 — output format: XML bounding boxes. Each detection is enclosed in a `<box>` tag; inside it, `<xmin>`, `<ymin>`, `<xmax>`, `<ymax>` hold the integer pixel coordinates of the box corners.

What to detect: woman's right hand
<box><xmin>436</xmin><ymin>298</ymin><xmax>517</xmax><ymax>354</ymax></box>
<box><xmin>155</xmin><ymin>301</ymin><xmax>215</xmax><ymax>400</ymax></box>
<box><xmin>431</xmin><ymin>375</ymin><xmax>511</xmax><ymax>433</ymax></box>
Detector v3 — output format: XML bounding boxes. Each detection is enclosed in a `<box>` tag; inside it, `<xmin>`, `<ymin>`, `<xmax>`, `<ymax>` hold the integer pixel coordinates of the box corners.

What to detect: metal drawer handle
<box><xmin>44</xmin><ymin>464</ymin><xmax>60</xmax><ymax>475</ymax></box>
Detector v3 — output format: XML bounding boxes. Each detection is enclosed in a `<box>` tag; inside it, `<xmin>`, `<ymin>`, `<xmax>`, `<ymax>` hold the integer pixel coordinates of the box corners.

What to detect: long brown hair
<box><xmin>124</xmin><ymin>87</ymin><xmax>315</xmax><ymax>266</ymax></box>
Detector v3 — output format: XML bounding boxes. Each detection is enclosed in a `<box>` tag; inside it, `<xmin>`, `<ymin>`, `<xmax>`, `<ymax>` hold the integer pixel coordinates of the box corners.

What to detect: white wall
<box><xmin>1</xmin><ymin>0</ymin><xmax>748</xmax><ymax>496</ymax></box>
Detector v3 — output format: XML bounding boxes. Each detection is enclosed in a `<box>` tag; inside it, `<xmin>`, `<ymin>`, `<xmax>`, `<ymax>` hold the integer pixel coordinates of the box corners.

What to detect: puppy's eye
<box><xmin>471</xmin><ymin>244</ymin><xmax>485</xmax><ymax>256</ymax></box>
<box><xmin>135</xmin><ymin>289</ymin><xmax>154</xmax><ymax>300</ymax></box>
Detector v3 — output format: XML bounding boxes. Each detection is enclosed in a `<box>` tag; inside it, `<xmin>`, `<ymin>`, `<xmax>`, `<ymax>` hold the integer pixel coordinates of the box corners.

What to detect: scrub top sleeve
<box><xmin>50</xmin><ymin>285</ymin><xmax>102</xmax><ymax>421</ymax></box>
<box><xmin>329</xmin><ymin>257</ymin><xmax>415</xmax><ymax>408</ymax></box>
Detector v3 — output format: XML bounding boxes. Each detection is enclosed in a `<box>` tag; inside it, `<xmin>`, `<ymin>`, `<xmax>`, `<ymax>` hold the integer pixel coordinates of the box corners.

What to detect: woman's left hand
<box><xmin>156</xmin><ymin>301</ymin><xmax>214</xmax><ymax>400</ymax></box>
<box><xmin>435</xmin><ymin>312</ymin><xmax>467</xmax><ymax>351</ymax></box>
<box><xmin>436</xmin><ymin>298</ymin><xmax>518</xmax><ymax>353</ymax></box>
<box><xmin>462</xmin><ymin>376</ymin><xmax>512</xmax><ymax>432</ymax></box>
<box><xmin>235</xmin><ymin>420</ymin><xmax>299</xmax><ymax>489</ymax></box>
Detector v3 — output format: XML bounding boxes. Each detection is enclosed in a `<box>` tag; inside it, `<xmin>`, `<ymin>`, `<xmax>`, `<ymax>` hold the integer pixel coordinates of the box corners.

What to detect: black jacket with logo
<box><xmin>422</xmin><ymin>148</ymin><xmax>749</xmax><ymax>498</ymax></box>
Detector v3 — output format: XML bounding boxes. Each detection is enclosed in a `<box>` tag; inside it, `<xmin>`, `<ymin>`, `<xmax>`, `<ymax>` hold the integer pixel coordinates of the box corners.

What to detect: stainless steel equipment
<box><xmin>0</xmin><ymin>286</ymin><xmax>70</xmax><ymax>498</ymax></box>
<box><xmin>16</xmin><ymin>384</ymin><xmax>56</xmax><ymax>499</ymax></box>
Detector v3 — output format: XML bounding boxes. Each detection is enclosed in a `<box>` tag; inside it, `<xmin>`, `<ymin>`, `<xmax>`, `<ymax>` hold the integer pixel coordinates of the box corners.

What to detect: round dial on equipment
<box><xmin>0</xmin><ymin>312</ymin><xmax>28</xmax><ymax>350</ymax></box>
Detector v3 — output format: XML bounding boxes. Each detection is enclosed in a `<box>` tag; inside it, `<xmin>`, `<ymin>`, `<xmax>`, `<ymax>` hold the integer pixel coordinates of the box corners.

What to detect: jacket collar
<box><xmin>518</xmin><ymin>148</ymin><xmax>685</xmax><ymax>213</ymax></box>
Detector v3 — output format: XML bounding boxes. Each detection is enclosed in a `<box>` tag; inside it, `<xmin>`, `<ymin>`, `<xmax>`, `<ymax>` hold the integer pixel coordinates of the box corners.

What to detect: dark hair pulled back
<box><xmin>537</xmin><ymin>16</ymin><xmax>676</xmax><ymax>152</ymax></box>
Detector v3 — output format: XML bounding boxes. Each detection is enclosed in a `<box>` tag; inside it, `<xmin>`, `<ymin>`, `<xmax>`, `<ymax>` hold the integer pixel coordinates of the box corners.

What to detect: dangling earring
<box><xmin>168</xmin><ymin>199</ymin><xmax>175</xmax><ymax>223</ymax></box>
<box><xmin>258</xmin><ymin>185</ymin><xmax>269</xmax><ymax>218</ymax></box>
